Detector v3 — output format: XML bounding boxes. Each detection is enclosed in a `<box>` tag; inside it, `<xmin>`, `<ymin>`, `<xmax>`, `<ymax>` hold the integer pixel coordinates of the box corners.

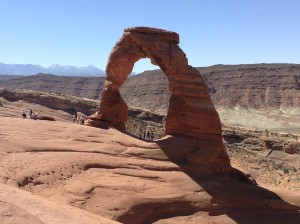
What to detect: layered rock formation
<box><xmin>86</xmin><ymin>27</ymin><xmax>231</xmax><ymax>172</ymax></box>
<box><xmin>2</xmin><ymin>64</ymin><xmax>299</xmax><ymax>114</ymax></box>
<box><xmin>121</xmin><ymin>64</ymin><xmax>300</xmax><ymax>113</ymax></box>
<box><xmin>0</xmin><ymin>88</ymin><xmax>97</xmax><ymax>116</ymax></box>
<box><xmin>87</xmin><ymin>27</ymin><xmax>222</xmax><ymax>138</ymax></box>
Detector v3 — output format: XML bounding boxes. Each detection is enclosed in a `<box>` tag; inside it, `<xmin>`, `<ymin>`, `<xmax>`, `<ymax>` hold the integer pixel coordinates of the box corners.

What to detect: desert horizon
<box><xmin>1</xmin><ymin>1</ymin><xmax>300</xmax><ymax>223</ymax></box>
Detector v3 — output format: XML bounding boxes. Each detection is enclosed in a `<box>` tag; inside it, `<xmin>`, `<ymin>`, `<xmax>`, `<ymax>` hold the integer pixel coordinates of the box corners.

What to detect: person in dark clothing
<box><xmin>29</xmin><ymin>109</ymin><xmax>34</xmax><ymax>119</ymax></box>
<box><xmin>21</xmin><ymin>110</ymin><xmax>27</xmax><ymax>119</ymax></box>
<box><xmin>150</xmin><ymin>131</ymin><xmax>155</xmax><ymax>141</ymax></box>
<box><xmin>146</xmin><ymin>130</ymin><xmax>150</xmax><ymax>140</ymax></box>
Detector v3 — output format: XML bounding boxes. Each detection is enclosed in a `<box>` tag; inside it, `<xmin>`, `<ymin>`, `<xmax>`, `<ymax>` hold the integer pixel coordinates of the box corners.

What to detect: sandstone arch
<box><xmin>87</xmin><ymin>27</ymin><xmax>222</xmax><ymax>140</ymax></box>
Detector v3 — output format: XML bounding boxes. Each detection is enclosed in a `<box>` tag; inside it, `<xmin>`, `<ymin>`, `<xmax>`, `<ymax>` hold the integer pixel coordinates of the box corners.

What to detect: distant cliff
<box><xmin>1</xmin><ymin>64</ymin><xmax>299</xmax><ymax>113</ymax></box>
<box><xmin>0</xmin><ymin>73</ymin><xmax>106</xmax><ymax>100</ymax></box>
<box><xmin>121</xmin><ymin>64</ymin><xmax>300</xmax><ymax>113</ymax></box>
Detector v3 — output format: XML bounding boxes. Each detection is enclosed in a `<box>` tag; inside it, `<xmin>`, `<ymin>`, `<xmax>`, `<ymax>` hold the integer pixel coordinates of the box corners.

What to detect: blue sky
<box><xmin>0</xmin><ymin>0</ymin><xmax>299</xmax><ymax>73</ymax></box>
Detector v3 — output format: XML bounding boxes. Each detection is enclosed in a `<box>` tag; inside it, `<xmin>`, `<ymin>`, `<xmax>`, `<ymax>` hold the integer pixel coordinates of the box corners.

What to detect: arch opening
<box><xmin>132</xmin><ymin>58</ymin><xmax>159</xmax><ymax>74</ymax></box>
<box><xmin>86</xmin><ymin>27</ymin><xmax>222</xmax><ymax>141</ymax></box>
<box><xmin>119</xmin><ymin>57</ymin><xmax>169</xmax><ymax>140</ymax></box>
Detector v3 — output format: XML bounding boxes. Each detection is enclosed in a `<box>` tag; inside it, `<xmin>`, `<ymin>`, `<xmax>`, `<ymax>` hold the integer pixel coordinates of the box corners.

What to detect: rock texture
<box><xmin>0</xmin><ymin>116</ymin><xmax>299</xmax><ymax>224</ymax></box>
<box><xmin>88</xmin><ymin>27</ymin><xmax>222</xmax><ymax>138</ymax></box>
<box><xmin>0</xmin><ymin>88</ymin><xmax>98</xmax><ymax>116</ymax></box>
<box><xmin>1</xmin><ymin>64</ymin><xmax>299</xmax><ymax>113</ymax></box>
<box><xmin>1</xmin><ymin>88</ymin><xmax>299</xmax><ymax>223</ymax></box>
<box><xmin>120</xmin><ymin>64</ymin><xmax>300</xmax><ymax>113</ymax></box>
<box><xmin>0</xmin><ymin>73</ymin><xmax>106</xmax><ymax>99</ymax></box>
<box><xmin>223</xmin><ymin>126</ymin><xmax>300</xmax><ymax>191</ymax></box>
<box><xmin>86</xmin><ymin>27</ymin><xmax>230</xmax><ymax>172</ymax></box>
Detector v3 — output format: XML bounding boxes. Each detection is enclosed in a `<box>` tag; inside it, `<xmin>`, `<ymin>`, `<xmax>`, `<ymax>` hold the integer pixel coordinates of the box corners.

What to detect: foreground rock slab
<box><xmin>0</xmin><ymin>117</ymin><xmax>299</xmax><ymax>224</ymax></box>
<box><xmin>0</xmin><ymin>183</ymin><xmax>119</xmax><ymax>224</ymax></box>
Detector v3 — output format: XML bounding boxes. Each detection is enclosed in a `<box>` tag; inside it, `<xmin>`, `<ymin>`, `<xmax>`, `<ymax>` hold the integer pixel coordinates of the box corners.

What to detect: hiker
<box><xmin>79</xmin><ymin>116</ymin><xmax>84</xmax><ymax>125</ymax></box>
<box><xmin>150</xmin><ymin>131</ymin><xmax>155</xmax><ymax>141</ymax></box>
<box><xmin>96</xmin><ymin>106</ymin><xmax>101</xmax><ymax>115</ymax></box>
<box><xmin>29</xmin><ymin>109</ymin><xmax>35</xmax><ymax>119</ymax></box>
<box><xmin>146</xmin><ymin>130</ymin><xmax>150</xmax><ymax>140</ymax></box>
<box><xmin>72</xmin><ymin>114</ymin><xmax>77</xmax><ymax>123</ymax></box>
<box><xmin>21</xmin><ymin>110</ymin><xmax>27</xmax><ymax>119</ymax></box>
<box><xmin>29</xmin><ymin>109</ymin><xmax>34</xmax><ymax>119</ymax></box>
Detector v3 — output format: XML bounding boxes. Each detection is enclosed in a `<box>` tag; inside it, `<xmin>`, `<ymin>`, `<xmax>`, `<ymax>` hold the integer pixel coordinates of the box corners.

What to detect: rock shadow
<box><xmin>154</xmin><ymin>135</ymin><xmax>300</xmax><ymax>224</ymax></box>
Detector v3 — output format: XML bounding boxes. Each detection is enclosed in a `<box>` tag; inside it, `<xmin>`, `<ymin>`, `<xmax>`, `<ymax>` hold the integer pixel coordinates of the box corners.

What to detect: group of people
<box><xmin>72</xmin><ymin>114</ymin><xmax>85</xmax><ymax>125</ymax></box>
<box><xmin>21</xmin><ymin>109</ymin><xmax>42</xmax><ymax>119</ymax></box>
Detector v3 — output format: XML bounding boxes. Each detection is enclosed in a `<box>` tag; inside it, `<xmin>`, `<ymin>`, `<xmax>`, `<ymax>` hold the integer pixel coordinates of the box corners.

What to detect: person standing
<box><xmin>29</xmin><ymin>108</ymin><xmax>35</xmax><ymax>119</ymax></box>
<box><xmin>21</xmin><ymin>110</ymin><xmax>27</xmax><ymax>119</ymax></box>
<box><xmin>72</xmin><ymin>114</ymin><xmax>77</xmax><ymax>123</ymax></box>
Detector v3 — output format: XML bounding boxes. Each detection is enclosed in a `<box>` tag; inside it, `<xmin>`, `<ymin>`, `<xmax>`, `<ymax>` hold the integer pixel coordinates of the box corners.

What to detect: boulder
<box><xmin>284</xmin><ymin>140</ymin><xmax>300</xmax><ymax>154</ymax></box>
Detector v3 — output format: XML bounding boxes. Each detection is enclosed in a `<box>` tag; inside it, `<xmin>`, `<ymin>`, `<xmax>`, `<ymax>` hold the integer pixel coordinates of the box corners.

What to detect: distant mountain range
<box><xmin>0</xmin><ymin>62</ymin><xmax>106</xmax><ymax>76</ymax></box>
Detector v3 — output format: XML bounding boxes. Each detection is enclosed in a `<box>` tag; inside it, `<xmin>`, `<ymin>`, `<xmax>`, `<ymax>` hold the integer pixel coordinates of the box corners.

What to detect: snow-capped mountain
<box><xmin>0</xmin><ymin>62</ymin><xmax>106</xmax><ymax>76</ymax></box>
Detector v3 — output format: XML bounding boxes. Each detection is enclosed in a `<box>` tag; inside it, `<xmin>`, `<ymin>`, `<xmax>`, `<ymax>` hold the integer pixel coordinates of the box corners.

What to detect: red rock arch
<box><xmin>87</xmin><ymin>27</ymin><xmax>222</xmax><ymax>141</ymax></box>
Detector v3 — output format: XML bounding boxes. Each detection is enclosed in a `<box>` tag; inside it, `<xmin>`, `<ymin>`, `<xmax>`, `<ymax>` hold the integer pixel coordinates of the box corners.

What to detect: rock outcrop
<box><xmin>88</xmin><ymin>27</ymin><xmax>222</xmax><ymax>138</ymax></box>
<box><xmin>86</xmin><ymin>27</ymin><xmax>231</xmax><ymax>172</ymax></box>
<box><xmin>0</xmin><ymin>88</ymin><xmax>97</xmax><ymax>116</ymax></box>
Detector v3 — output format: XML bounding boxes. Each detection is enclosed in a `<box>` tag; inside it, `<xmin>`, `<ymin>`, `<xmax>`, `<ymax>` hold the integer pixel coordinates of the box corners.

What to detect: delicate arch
<box><xmin>87</xmin><ymin>27</ymin><xmax>222</xmax><ymax>140</ymax></box>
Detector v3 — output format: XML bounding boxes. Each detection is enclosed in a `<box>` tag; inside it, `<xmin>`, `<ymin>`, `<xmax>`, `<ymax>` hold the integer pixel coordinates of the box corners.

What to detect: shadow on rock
<box><xmin>152</xmin><ymin>134</ymin><xmax>300</xmax><ymax>224</ymax></box>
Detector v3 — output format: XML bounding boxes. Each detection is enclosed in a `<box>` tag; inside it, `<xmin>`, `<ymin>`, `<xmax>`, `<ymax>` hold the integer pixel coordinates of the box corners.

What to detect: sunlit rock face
<box><xmin>86</xmin><ymin>27</ymin><xmax>230</xmax><ymax>171</ymax></box>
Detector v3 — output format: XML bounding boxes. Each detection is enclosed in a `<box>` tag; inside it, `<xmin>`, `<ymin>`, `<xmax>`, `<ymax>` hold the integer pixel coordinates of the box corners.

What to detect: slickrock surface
<box><xmin>0</xmin><ymin>183</ymin><xmax>119</xmax><ymax>224</ymax></box>
<box><xmin>0</xmin><ymin>99</ymin><xmax>300</xmax><ymax>223</ymax></box>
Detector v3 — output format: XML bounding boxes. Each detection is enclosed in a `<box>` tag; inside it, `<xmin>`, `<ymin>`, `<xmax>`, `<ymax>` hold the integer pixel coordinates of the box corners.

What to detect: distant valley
<box><xmin>1</xmin><ymin>63</ymin><xmax>299</xmax><ymax>133</ymax></box>
<box><xmin>1</xmin><ymin>63</ymin><xmax>299</xmax><ymax>110</ymax></box>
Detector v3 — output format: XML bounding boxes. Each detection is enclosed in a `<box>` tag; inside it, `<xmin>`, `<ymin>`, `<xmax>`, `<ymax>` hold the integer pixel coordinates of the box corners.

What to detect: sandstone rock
<box><xmin>120</xmin><ymin>64</ymin><xmax>300</xmax><ymax>113</ymax></box>
<box><xmin>263</xmin><ymin>137</ymin><xmax>283</xmax><ymax>151</ymax></box>
<box><xmin>88</xmin><ymin>27</ymin><xmax>222</xmax><ymax>138</ymax></box>
<box><xmin>284</xmin><ymin>140</ymin><xmax>300</xmax><ymax>154</ymax></box>
<box><xmin>86</xmin><ymin>27</ymin><xmax>230</xmax><ymax>172</ymax></box>
<box><xmin>0</xmin><ymin>89</ymin><xmax>97</xmax><ymax>116</ymax></box>
<box><xmin>1</xmin><ymin>97</ymin><xmax>300</xmax><ymax>224</ymax></box>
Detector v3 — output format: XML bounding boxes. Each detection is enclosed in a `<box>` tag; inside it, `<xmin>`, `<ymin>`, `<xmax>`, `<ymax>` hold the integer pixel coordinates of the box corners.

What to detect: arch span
<box><xmin>86</xmin><ymin>27</ymin><xmax>222</xmax><ymax>140</ymax></box>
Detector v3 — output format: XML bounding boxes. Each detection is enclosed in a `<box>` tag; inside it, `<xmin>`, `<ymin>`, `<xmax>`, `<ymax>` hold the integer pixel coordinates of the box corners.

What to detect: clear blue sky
<box><xmin>0</xmin><ymin>0</ymin><xmax>299</xmax><ymax>73</ymax></box>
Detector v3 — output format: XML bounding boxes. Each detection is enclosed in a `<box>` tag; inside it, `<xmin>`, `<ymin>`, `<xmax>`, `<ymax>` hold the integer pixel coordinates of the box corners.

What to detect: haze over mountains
<box><xmin>0</xmin><ymin>62</ymin><xmax>106</xmax><ymax>76</ymax></box>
